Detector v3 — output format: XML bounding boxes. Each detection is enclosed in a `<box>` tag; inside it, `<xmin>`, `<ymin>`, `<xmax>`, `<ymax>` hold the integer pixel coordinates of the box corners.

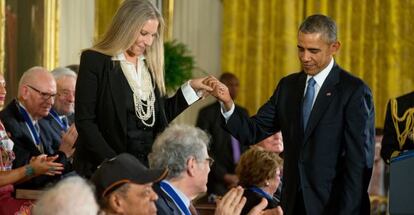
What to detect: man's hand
<box><xmin>59</xmin><ymin>124</ymin><xmax>78</xmax><ymax>158</ymax></box>
<box><xmin>202</xmin><ymin>76</ymin><xmax>234</xmax><ymax>111</ymax></box>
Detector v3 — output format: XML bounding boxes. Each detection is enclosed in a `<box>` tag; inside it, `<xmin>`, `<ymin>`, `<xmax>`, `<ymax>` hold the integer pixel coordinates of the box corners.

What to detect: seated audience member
<box><xmin>0</xmin><ymin>67</ymin><xmax>76</xmax><ymax>189</ymax></box>
<box><xmin>44</xmin><ymin>67</ymin><xmax>77</xmax><ymax>142</ymax></box>
<box><xmin>149</xmin><ymin>124</ymin><xmax>281</xmax><ymax>215</ymax></box>
<box><xmin>256</xmin><ymin>131</ymin><xmax>284</xmax><ymax>200</ymax></box>
<box><xmin>236</xmin><ymin>146</ymin><xmax>283</xmax><ymax>215</ymax></box>
<box><xmin>196</xmin><ymin>72</ymin><xmax>249</xmax><ymax>197</ymax></box>
<box><xmin>148</xmin><ymin>124</ymin><xmax>212</xmax><ymax>215</ymax></box>
<box><xmin>256</xmin><ymin>131</ymin><xmax>283</xmax><ymax>154</ymax></box>
<box><xmin>0</xmin><ymin>72</ymin><xmax>64</xmax><ymax>214</ymax></box>
<box><xmin>32</xmin><ymin>176</ymin><xmax>99</xmax><ymax>215</ymax></box>
<box><xmin>91</xmin><ymin>153</ymin><xmax>167</xmax><ymax>215</ymax></box>
<box><xmin>381</xmin><ymin>91</ymin><xmax>414</xmax><ymax>163</ymax></box>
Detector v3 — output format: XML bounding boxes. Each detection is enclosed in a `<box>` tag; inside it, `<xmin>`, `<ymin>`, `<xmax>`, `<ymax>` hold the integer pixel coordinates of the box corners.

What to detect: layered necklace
<box><xmin>120</xmin><ymin>55</ymin><xmax>156</xmax><ymax>127</ymax></box>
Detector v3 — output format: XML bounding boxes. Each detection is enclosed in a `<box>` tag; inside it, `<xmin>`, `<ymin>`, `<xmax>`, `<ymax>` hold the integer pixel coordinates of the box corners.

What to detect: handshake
<box><xmin>190</xmin><ymin>76</ymin><xmax>234</xmax><ymax>112</ymax></box>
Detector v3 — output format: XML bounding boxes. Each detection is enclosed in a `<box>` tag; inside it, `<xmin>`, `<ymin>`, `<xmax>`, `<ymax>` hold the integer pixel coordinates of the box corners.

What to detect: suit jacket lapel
<box><xmin>295</xmin><ymin>73</ymin><xmax>307</xmax><ymax>135</ymax></box>
<box><xmin>304</xmin><ymin>65</ymin><xmax>340</xmax><ymax>142</ymax></box>
<box><xmin>108</xmin><ymin>61</ymin><xmax>127</xmax><ymax>134</ymax></box>
<box><xmin>12</xmin><ymin>100</ymin><xmax>42</xmax><ymax>154</ymax></box>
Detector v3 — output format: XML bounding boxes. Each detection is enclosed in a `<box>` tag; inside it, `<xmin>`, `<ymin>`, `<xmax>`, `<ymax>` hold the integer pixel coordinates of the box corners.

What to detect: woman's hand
<box><xmin>29</xmin><ymin>154</ymin><xmax>64</xmax><ymax>176</ymax></box>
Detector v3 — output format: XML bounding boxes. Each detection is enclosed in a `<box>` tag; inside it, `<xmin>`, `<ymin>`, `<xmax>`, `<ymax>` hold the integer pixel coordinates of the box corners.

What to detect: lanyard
<box><xmin>160</xmin><ymin>181</ymin><xmax>191</xmax><ymax>215</ymax></box>
<box><xmin>49</xmin><ymin>109</ymin><xmax>68</xmax><ymax>131</ymax></box>
<box><xmin>249</xmin><ymin>186</ymin><xmax>274</xmax><ymax>202</ymax></box>
<box><xmin>17</xmin><ymin>104</ymin><xmax>40</xmax><ymax>145</ymax></box>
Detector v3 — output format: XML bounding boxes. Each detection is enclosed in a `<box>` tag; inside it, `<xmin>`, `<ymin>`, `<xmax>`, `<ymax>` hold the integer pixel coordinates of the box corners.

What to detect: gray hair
<box><xmin>51</xmin><ymin>67</ymin><xmax>77</xmax><ymax>81</ymax></box>
<box><xmin>32</xmin><ymin>176</ymin><xmax>99</xmax><ymax>215</ymax></box>
<box><xmin>148</xmin><ymin>124</ymin><xmax>210</xmax><ymax>179</ymax></box>
<box><xmin>298</xmin><ymin>14</ymin><xmax>337</xmax><ymax>43</ymax></box>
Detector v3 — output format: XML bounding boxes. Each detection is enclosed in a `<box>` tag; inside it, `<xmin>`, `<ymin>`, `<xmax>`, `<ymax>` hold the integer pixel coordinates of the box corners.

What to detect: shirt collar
<box><xmin>162</xmin><ymin>180</ymin><xmax>190</xmax><ymax>209</ymax></box>
<box><xmin>306</xmin><ymin>57</ymin><xmax>334</xmax><ymax>87</ymax></box>
<box><xmin>111</xmin><ymin>53</ymin><xmax>145</xmax><ymax>62</ymax></box>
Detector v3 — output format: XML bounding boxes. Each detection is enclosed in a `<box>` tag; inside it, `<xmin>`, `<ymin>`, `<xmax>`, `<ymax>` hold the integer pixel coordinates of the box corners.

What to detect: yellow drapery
<box><xmin>222</xmin><ymin>0</ymin><xmax>414</xmax><ymax>128</ymax></box>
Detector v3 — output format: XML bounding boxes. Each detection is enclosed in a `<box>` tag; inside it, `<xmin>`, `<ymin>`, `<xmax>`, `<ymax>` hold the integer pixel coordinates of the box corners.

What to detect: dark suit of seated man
<box><xmin>0</xmin><ymin>67</ymin><xmax>76</xmax><ymax>189</ymax></box>
<box><xmin>43</xmin><ymin>67</ymin><xmax>77</xmax><ymax>145</ymax></box>
<box><xmin>148</xmin><ymin>125</ymin><xmax>212</xmax><ymax>215</ymax></box>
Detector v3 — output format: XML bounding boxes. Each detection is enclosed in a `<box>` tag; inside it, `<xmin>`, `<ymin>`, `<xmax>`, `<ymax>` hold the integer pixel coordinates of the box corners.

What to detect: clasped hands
<box><xmin>190</xmin><ymin>76</ymin><xmax>234</xmax><ymax>111</ymax></box>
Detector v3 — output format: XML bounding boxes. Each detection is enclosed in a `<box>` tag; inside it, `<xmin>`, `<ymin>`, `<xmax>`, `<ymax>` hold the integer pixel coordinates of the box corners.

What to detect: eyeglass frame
<box><xmin>205</xmin><ymin>157</ymin><xmax>214</xmax><ymax>167</ymax></box>
<box><xmin>26</xmin><ymin>85</ymin><xmax>56</xmax><ymax>100</ymax></box>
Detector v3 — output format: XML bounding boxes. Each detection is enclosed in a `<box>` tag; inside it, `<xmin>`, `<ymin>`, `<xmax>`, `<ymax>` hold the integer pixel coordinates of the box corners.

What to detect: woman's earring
<box><xmin>265</xmin><ymin>181</ymin><xmax>270</xmax><ymax>186</ymax></box>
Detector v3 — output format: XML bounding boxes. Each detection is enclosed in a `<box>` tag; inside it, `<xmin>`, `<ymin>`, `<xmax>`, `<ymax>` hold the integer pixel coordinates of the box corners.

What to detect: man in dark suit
<box><xmin>0</xmin><ymin>67</ymin><xmax>76</xmax><ymax>189</ymax></box>
<box><xmin>381</xmin><ymin>91</ymin><xmax>414</xmax><ymax>163</ymax></box>
<box><xmin>208</xmin><ymin>14</ymin><xmax>375</xmax><ymax>215</ymax></box>
<box><xmin>196</xmin><ymin>72</ymin><xmax>249</xmax><ymax>197</ymax></box>
<box><xmin>43</xmin><ymin>67</ymin><xmax>77</xmax><ymax>143</ymax></box>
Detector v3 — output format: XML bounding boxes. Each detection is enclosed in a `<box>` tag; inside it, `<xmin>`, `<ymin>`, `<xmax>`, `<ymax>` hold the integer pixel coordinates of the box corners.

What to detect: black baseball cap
<box><xmin>91</xmin><ymin>153</ymin><xmax>167</xmax><ymax>198</ymax></box>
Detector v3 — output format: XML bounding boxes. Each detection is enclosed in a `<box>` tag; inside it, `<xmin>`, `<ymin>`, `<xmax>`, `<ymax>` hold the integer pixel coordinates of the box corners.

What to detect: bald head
<box><xmin>18</xmin><ymin>66</ymin><xmax>56</xmax><ymax>120</ymax></box>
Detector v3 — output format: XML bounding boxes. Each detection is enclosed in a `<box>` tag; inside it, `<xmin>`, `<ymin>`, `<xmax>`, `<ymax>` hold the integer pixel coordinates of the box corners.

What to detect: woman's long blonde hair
<box><xmin>93</xmin><ymin>0</ymin><xmax>166</xmax><ymax>95</ymax></box>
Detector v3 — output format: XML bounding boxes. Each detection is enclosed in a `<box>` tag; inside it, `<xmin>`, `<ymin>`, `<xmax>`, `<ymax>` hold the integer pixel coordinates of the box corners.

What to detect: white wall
<box><xmin>59</xmin><ymin>0</ymin><xmax>94</xmax><ymax>67</ymax></box>
<box><xmin>171</xmin><ymin>0</ymin><xmax>223</xmax><ymax>125</ymax></box>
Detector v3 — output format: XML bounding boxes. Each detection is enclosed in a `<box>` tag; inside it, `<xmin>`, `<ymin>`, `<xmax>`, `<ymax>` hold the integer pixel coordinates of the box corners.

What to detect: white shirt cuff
<box><xmin>220</xmin><ymin>102</ymin><xmax>235</xmax><ymax>122</ymax></box>
<box><xmin>181</xmin><ymin>81</ymin><xmax>200</xmax><ymax>105</ymax></box>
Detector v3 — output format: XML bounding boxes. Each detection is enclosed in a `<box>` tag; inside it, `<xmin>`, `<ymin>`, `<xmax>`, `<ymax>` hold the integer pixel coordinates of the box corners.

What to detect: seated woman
<box><xmin>0</xmin><ymin>73</ymin><xmax>64</xmax><ymax>214</ymax></box>
<box><xmin>236</xmin><ymin>146</ymin><xmax>283</xmax><ymax>215</ymax></box>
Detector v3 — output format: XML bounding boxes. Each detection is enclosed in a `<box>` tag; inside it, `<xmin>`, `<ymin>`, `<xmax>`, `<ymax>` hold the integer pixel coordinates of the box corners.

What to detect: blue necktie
<box><xmin>303</xmin><ymin>78</ymin><xmax>316</xmax><ymax>131</ymax></box>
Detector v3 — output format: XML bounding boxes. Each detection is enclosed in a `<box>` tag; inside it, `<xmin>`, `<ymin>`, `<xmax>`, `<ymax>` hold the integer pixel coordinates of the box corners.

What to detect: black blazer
<box><xmin>0</xmin><ymin>100</ymin><xmax>69</xmax><ymax>189</ymax></box>
<box><xmin>196</xmin><ymin>102</ymin><xmax>249</xmax><ymax>195</ymax></box>
<box><xmin>74</xmin><ymin>50</ymin><xmax>190</xmax><ymax>177</ymax></box>
<box><xmin>226</xmin><ymin>64</ymin><xmax>375</xmax><ymax>215</ymax></box>
<box><xmin>381</xmin><ymin>91</ymin><xmax>414</xmax><ymax>163</ymax></box>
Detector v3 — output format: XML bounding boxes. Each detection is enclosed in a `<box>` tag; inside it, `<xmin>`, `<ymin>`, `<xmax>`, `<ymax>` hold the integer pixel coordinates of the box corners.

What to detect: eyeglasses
<box><xmin>205</xmin><ymin>157</ymin><xmax>214</xmax><ymax>167</ymax></box>
<box><xmin>27</xmin><ymin>85</ymin><xmax>56</xmax><ymax>100</ymax></box>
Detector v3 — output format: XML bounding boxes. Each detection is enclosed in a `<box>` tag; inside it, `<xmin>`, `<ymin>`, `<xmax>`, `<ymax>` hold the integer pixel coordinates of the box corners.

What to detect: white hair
<box><xmin>51</xmin><ymin>67</ymin><xmax>77</xmax><ymax>81</ymax></box>
<box><xmin>32</xmin><ymin>176</ymin><xmax>99</xmax><ymax>215</ymax></box>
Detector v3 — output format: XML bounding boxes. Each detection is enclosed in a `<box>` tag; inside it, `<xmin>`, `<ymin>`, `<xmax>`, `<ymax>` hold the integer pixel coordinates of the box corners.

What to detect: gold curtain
<box><xmin>94</xmin><ymin>0</ymin><xmax>174</xmax><ymax>43</ymax></box>
<box><xmin>94</xmin><ymin>0</ymin><xmax>124</xmax><ymax>42</ymax></box>
<box><xmin>222</xmin><ymin>0</ymin><xmax>414</xmax><ymax>128</ymax></box>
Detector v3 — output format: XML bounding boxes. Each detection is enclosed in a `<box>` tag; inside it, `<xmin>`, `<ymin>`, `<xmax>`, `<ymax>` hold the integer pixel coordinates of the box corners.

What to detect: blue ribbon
<box><xmin>17</xmin><ymin>104</ymin><xmax>40</xmax><ymax>145</ymax></box>
<box><xmin>160</xmin><ymin>181</ymin><xmax>191</xmax><ymax>215</ymax></box>
<box><xmin>249</xmin><ymin>186</ymin><xmax>274</xmax><ymax>202</ymax></box>
<box><xmin>49</xmin><ymin>109</ymin><xmax>68</xmax><ymax>132</ymax></box>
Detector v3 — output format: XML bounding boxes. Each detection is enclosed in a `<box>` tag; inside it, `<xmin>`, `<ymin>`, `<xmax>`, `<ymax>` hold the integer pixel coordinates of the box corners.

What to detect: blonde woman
<box><xmin>74</xmin><ymin>0</ymin><xmax>212</xmax><ymax>177</ymax></box>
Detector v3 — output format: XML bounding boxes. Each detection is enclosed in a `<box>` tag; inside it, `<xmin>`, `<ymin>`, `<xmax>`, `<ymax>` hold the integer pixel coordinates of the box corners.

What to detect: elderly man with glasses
<box><xmin>0</xmin><ymin>66</ymin><xmax>77</xmax><ymax>189</ymax></box>
<box><xmin>43</xmin><ymin>67</ymin><xmax>78</xmax><ymax>148</ymax></box>
<box><xmin>148</xmin><ymin>124</ymin><xmax>214</xmax><ymax>215</ymax></box>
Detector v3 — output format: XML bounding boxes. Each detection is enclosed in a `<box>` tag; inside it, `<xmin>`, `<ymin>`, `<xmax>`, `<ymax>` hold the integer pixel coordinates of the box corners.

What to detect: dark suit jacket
<box><xmin>196</xmin><ymin>102</ymin><xmax>249</xmax><ymax>195</ymax></box>
<box><xmin>74</xmin><ymin>50</ymin><xmax>190</xmax><ymax>177</ymax></box>
<box><xmin>43</xmin><ymin>110</ymin><xmax>74</xmax><ymax>151</ymax></box>
<box><xmin>153</xmin><ymin>183</ymin><xmax>182</xmax><ymax>215</ymax></box>
<box><xmin>381</xmin><ymin>91</ymin><xmax>414</xmax><ymax>163</ymax></box>
<box><xmin>225</xmin><ymin>64</ymin><xmax>375</xmax><ymax>215</ymax></box>
<box><xmin>153</xmin><ymin>183</ymin><xmax>198</xmax><ymax>215</ymax></box>
<box><xmin>241</xmin><ymin>189</ymin><xmax>279</xmax><ymax>215</ymax></box>
<box><xmin>0</xmin><ymin>100</ymin><xmax>70</xmax><ymax>189</ymax></box>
